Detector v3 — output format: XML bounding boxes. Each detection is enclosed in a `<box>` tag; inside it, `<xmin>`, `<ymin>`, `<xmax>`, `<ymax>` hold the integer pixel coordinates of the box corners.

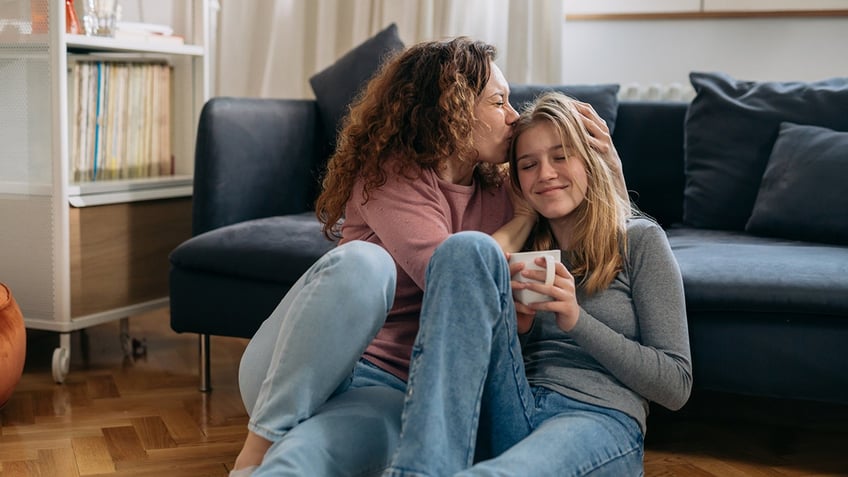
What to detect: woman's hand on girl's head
<box><xmin>576</xmin><ymin>101</ymin><xmax>612</xmax><ymax>154</ymax></box>
<box><xmin>518</xmin><ymin>259</ymin><xmax>581</xmax><ymax>332</ymax></box>
<box><xmin>575</xmin><ymin>101</ymin><xmax>627</xmax><ymax>202</ymax></box>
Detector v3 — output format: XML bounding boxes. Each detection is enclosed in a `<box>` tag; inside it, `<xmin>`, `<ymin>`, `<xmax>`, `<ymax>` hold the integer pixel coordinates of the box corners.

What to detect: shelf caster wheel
<box><xmin>52</xmin><ymin>346</ymin><xmax>70</xmax><ymax>384</ymax></box>
<box><xmin>120</xmin><ymin>317</ymin><xmax>133</xmax><ymax>360</ymax></box>
<box><xmin>132</xmin><ymin>338</ymin><xmax>147</xmax><ymax>358</ymax></box>
<box><xmin>121</xmin><ymin>333</ymin><xmax>133</xmax><ymax>359</ymax></box>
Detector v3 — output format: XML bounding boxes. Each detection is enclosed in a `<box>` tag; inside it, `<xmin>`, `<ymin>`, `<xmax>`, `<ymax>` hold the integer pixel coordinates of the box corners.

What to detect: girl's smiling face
<box><xmin>514</xmin><ymin>120</ymin><xmax>588</xmax><ymax>222</ymax></box>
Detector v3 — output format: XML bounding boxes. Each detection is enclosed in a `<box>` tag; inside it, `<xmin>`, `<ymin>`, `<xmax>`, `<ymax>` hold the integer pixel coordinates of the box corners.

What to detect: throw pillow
<box><xmin>509</xmin><ymin>84</ymin><xmax>621</xmax><ymax>135</ymax></box>
<box><xmin>745</xmin><ymin>122</ymin><xmax>848</xmax><ymax>245</ymax></box>
<box><xmin>683</xmin><ymin>71</ymin><xmax>848</xmax><ymax>230</ymax></box>
<box><xmin>309</xmin><ymin>23</ymin><xmax>405</xmax><ymax>149</ymax></box>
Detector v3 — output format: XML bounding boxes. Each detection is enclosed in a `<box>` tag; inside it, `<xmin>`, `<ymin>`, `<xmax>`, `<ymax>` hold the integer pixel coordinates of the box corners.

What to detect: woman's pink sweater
<box><xmin>340</xmin><ymin>166</ymin><xmax>512</xmax><ymax>380</ymax></box>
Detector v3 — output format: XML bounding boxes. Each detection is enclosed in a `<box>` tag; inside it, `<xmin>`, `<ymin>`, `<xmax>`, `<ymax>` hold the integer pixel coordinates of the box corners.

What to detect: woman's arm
<box><xmin>491</xmin><ymin>184</ymin><xmax>537</xmax><ymax>253</ymax></box>
<box><xmin>348</xmin><ymin>173</ymin><xmax>453</xmax><ymax>289</ymax></box>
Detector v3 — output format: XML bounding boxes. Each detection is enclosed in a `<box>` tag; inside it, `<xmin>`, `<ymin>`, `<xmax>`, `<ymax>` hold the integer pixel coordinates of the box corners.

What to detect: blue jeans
<box><xmin>384</xmin><ymin>232</ymin><xmax>644</xmax><ymax>477</ymax></box>
<box><xmin>239</xmin><ymin>241</ymin><xmax>407</xmax><ymax>477</ymax></box>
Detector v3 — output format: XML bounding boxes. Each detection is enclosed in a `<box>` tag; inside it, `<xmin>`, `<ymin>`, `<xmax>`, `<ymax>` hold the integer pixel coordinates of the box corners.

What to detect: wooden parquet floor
<box><xmin>1</xmin><ymin>309</ymin><xmax>249</xmax><ymax>476</ymax></box>
<box><xmin>2</xmin><ymin>307</ymin><xmax>847</xmax><ymax>476</ymax></box>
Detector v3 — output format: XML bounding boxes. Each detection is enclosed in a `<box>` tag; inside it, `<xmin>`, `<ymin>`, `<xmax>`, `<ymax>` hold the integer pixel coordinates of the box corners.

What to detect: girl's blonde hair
<box><xmin>508</xmin><ymin>92</ymin><xmax>634</xmax><ymax>294</ymax></box>
<box><xmin>315</xmin><ymin>37</ymin><xmax>506</xmax><ymax>239</ymax></box>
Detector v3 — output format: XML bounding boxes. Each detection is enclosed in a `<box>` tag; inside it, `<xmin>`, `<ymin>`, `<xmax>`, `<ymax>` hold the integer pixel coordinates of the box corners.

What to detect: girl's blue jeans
<box><xmin>239</xmin><ymin>240</ymin><xmax>407</xmax><ymax>477</ymax></box>
<box><xmin>384</xmin><ymin>232</ymin><xmax>644</xmax><ymax>477</ymax></box>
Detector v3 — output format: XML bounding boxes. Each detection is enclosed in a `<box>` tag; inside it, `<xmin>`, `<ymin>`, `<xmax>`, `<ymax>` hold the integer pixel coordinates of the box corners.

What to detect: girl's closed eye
<box><xmin>519</xmin><ymin>160</ymin><xmax>537</xmax><ymax>170</ymax></box>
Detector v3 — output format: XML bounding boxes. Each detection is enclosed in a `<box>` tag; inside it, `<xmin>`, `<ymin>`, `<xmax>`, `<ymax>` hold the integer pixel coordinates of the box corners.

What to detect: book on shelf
<box><xmin>68</xmin><ymin>58</ymin><xmax>174</xmax><ymax>182</ymax></box>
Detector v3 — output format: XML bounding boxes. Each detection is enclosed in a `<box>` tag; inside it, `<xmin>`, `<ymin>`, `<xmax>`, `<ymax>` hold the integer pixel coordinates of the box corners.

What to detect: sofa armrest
<box><xmin>192</xmin><ymin>97</ymin><xmax>325</xmax><ymax>235</ymax></box>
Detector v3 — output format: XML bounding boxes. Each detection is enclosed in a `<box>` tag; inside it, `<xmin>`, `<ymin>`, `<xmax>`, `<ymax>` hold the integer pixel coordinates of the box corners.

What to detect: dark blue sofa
<box><xmin>169</xmin><ymin>93</ymin><xmax>848</xmax><ymax>404</ymax></box>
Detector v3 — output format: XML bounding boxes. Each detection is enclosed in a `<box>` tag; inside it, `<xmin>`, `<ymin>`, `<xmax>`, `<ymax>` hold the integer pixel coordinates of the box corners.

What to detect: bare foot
<box><xmin>233</xmin><ymin>431</ymin><xmax>272</xmax><ymax>470</ymax></box>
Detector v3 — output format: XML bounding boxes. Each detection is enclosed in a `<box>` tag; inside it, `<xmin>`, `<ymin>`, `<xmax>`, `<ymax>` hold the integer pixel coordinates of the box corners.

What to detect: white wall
<box><xmin>561</xmin><ymin>17</ymin><xmax>848</xmax><ymax>90</ymax></box>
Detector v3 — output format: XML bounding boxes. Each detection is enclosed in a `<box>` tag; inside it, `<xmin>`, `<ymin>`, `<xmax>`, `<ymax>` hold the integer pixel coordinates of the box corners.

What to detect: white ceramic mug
<box><xmin>508</xmin><ymin>249</ymin><xmax>561</xmax><ymax>305</ymax></box>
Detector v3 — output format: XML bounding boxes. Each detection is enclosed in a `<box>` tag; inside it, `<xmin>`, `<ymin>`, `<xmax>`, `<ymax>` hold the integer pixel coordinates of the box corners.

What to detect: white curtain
<box><xmin>215</xmin><ymin>0</ymin><xmax>564</xmax><ymax>99</ymax></box>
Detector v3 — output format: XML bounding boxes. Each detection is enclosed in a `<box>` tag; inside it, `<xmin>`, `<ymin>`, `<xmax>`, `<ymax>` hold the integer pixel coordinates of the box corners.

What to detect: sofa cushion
<box><xmin>666</xmin><ymin>227</ymin><xmax>848</xmax><ymax>315</ymax></box>
<box><xmin>509</xmin><ymin>84</ymin><xmax>621</xmax><ymax>134</ymax></box>
<box><xmin>683</xmin><ymin>72</ymin><xmax>848</xmax><ymax>231</ymax></box>
<box><xmin>309</xmin><ymin>23</ymin><xmax>405</xmax><ymax>149</ymax></box>
<box><xmin>169</xmin><ymin>212</ymin><xmax>337</xmax><ymax>285</ymax></box>
<box><xmin>746</xmin><ymin>123</ymin><xmax>848</xmax><ymax>245</ymax></box>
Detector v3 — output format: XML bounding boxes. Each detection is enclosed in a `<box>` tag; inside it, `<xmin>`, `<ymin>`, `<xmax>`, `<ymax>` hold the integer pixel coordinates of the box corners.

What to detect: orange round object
<box><xmin>0</xmin><ymin>283</ymin><xmax>26</xmax><ymax>408</ymax></box>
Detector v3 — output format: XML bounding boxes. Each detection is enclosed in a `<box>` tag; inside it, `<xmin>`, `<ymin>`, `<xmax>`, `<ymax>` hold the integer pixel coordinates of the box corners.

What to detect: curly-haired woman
<box><xmin>230</xmin><ymin>37</ymin><xmax>539</xmax><ymax>477</ymax></box>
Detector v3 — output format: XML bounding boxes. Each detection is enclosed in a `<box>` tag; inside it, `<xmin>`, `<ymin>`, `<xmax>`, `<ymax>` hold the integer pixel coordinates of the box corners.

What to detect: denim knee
<box><xmin>326</xmin><ymin>241</ymin><xmax>397</xmax><ymax>310</ymax></box>
<box><xmin>425</xmin><ymin>231</ymin><xmax>513</xmax><ymax>317</ymax></box>
<box><xmin>431</xmin><ymin>231</ymin><xmax>503</xmax><ymax>269</ymax></box>
<box><xmin>332</xmin><ymin>241</ymin><xmax>395</xmax><ymax>279</ymax></box>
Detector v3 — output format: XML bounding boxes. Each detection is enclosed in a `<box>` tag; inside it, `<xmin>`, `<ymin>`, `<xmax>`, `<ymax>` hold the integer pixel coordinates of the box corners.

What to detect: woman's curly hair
<box><xmin>315</xmin><ymin>37</ymin><xmax>505</xmax><ymax>238</ymax></box>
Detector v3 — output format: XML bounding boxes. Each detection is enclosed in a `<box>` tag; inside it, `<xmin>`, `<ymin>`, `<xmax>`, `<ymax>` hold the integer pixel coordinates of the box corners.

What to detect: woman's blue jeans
<box><xmin>385</xmin><ymin>232</ymin><xmax>644</xmax><ymax>477</ymax></box>
<box><xmin>239</xmin><ymin>241</ymin><xmax>407</xmax><ymax>477</ymax></box>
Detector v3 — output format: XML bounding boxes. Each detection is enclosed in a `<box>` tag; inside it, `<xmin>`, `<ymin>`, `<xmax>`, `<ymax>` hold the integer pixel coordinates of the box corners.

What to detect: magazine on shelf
<box><xmin>67</xmin><ymin>56</ymin><xmax>174</xmax><ymax>182</ymax></box>
<box><xmin>112</xmin><ymin>21</ymin><xmax>184</xmax><ymax>46</ymax></box>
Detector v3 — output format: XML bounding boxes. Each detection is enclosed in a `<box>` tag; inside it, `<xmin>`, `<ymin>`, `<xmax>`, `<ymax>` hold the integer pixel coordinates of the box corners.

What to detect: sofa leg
<box><xmin>199</xmin><ymin>334</ymin><xmax>212</xmax><ymax>392</ymax></box>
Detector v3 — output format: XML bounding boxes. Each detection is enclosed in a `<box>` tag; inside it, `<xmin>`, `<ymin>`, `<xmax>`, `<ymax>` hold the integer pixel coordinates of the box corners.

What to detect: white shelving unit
<box><xmin>0</xmin><ymin>0</ymin><xmax>210</xmax><ymax>382</ymax></box>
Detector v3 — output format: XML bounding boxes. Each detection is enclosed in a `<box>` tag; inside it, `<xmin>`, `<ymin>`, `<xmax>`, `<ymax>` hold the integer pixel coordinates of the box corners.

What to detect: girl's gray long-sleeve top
<box><xmin>522</xmin><ymin>217</ymin><xmax>693</xmax><ymax>434</ymax></box>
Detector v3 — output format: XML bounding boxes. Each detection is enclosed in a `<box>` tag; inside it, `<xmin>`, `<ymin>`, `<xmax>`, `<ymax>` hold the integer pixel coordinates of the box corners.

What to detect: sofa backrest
<box><xmin>192</xmin><ymin>96</ymin><xmax>689</xmax><ymax>236</ymax></box>
<box><xmin>613</xmin><ymin>101</ymin><xmax>687</xmax><ymax>228</ymax></box>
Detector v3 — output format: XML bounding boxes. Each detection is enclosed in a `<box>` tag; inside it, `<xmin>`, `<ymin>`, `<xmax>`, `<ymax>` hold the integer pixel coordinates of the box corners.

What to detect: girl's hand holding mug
<box><xmin>508</xmin><ymin>251</ymin><xmax>580</xmax><ymax>333</ymax></box>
